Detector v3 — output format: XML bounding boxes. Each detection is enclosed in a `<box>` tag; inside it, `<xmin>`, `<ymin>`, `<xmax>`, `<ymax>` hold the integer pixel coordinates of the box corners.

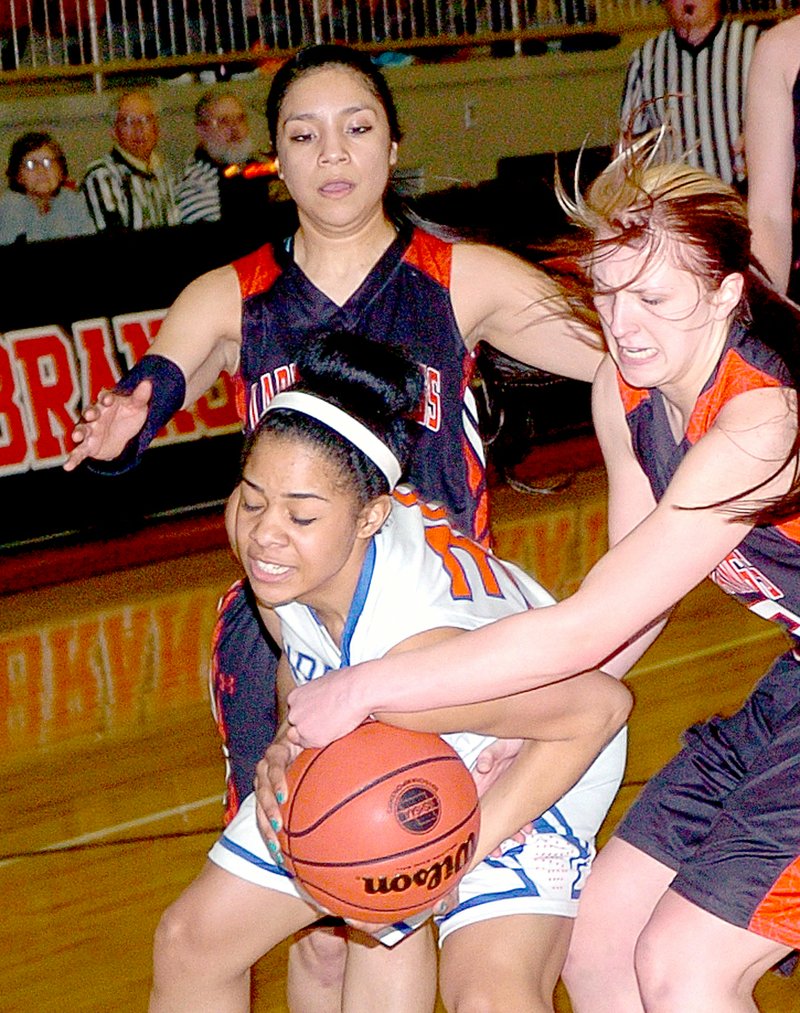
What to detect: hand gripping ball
<box><xmin>278</xmin><ymin>722</ymin><xmax>481</xmax><ymax>922</ymax></box>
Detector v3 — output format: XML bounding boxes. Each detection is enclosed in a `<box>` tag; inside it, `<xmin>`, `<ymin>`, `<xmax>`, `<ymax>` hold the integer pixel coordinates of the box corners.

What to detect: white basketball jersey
<box><xmin>275</xmin><ymin>486</ymin><xmax>556</xmax><ymax>769</ymax></box>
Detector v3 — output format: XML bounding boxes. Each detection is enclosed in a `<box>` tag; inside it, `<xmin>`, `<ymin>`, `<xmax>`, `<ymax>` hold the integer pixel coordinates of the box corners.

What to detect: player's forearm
<box><xmin>472</xmin><ymin>704</ymin><xmax>627</xmax><ymax>865</ymax></box>
<box><xmin>353</xmin><ymin>605</ymin><xmax>610</xmax><ymax>719</ymax></box>
<box><xmin>598</xmin><ymin>612</ymin><xmax>670</xmax><ymax>681</ymax></box>
<box><xmin>177</xmin><ymin>340</ymin><xmax>239</xmax><ymax>407</ymax></box>
<box><xmin>378</xmin><ymin>667</ymin><xmax>630</xmax><ymax>743</ymax></box>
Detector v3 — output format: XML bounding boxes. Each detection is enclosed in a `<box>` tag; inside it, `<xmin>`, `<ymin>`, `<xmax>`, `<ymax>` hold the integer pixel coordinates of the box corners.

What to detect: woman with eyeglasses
<box><xmin>0</xmin><ymin>131</ymin><xmax>96</xmax><ymax>245</ymax></box>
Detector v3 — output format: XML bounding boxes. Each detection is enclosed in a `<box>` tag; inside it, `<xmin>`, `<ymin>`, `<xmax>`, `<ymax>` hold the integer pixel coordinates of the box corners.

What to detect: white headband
<box><xmin>264</xmin><ymin>390</ymin><xmax>403</xmax><ymax>490</ymax></box>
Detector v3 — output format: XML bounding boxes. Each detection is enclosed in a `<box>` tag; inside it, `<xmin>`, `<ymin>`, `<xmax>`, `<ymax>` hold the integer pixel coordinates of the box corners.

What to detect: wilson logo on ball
<box><xmin>394</xmin><ymin>782</ymin><xmax>441</xmax><ymax>834</ymax></box>
<box><xmin>361</xmin><ymin>832</ymin><xmax>477</xmax><ymax>896</ymax></box>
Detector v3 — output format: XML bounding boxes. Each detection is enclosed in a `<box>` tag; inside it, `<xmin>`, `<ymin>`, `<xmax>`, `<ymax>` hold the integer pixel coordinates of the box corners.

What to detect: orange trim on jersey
<box><xmin>685</xmin><ymin>349</ymin><xmax>783</xmax><ymax>446</ymax></box>
<box><xmin>402</xmin><ymin>229</ymin><xmax>452</xmax><ymax>288</ymax></box>
<box><xmin>424</xmin><ymin>519</ymin><xmax>502</xmax><ymax>598</ymax></box>
<box><xmin>749</xmin><ymin>854</ymin><xmax>800</xmax><ymax>949</ymax></box>
<box><xmin>617</xmin><ymin>374</ymin><xmax>650</xmax><ymax>413</ymax></box>
<box><xmin>233</xmin><ymin>373</ymin><xmax>247</xmax><ymax>424</ymax></box>
<box><xmin>775</xmin><ymin>515</ymin><xmax>800</xmax><ymax>543</ymax></box>
<box><xmin>233</xmin><ymin>243</ymin><xmax>282</xmax><ymax>300</ymax></box>
<box><xmin>393</xmin><ymin>488</ymin><xmax>499</xmax><ymax>596</ymax></box>
<box><xmin>392</xmin><ymin>487</ymin><xmax>419</xmax><ymax>508</ymax></box>
<box><xmin>473</xmin><ymin>490</ymin><xmax>491</xmax><ymax>549</ymax></box>
<box><xmin>393</xmin><ymin>486</ymin><xmax>450</xmax><ymax>521</ymax></box>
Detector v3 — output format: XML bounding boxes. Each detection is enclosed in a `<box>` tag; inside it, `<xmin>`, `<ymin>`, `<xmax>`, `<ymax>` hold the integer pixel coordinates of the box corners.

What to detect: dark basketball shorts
<box><xmin>616</xmin><ymin>648</ymin><xmax>800</xmax><ymax>950</ymax></box>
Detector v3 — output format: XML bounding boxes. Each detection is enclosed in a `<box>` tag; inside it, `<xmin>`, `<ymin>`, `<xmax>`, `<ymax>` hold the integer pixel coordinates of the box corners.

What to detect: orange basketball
<box><xmin>277</xmin><ymin>722</ymin><xmax>480</xmax><ymax>923</ymax></box>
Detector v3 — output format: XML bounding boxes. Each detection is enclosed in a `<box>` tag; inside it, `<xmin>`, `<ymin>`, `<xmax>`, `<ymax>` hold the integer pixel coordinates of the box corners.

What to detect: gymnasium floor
<box><xmin>2</xmin><ymin>460</ymin><xmax>799</xmax><ymax>1012</ymax></box>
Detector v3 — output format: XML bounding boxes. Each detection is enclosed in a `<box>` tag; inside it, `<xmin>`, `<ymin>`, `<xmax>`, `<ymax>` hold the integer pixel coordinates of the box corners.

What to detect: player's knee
<box><xmin>441</xmin><ymin>966</ymin><xmax>553</xmax><ymax>1013</ymax></box>
<box><xmin>289</xmin><ymin>928</ymin><xmax>347</xmax><ymax>989</ymax></box>
<box><xmin>562</xmin><ymin>924</ymin><xmax>633</xmax><ymax>1005</ymax></box>
<box><xmin>442</xmin><ymin>983</ymin><xmax>552</xmax><ymax>1013</ymax></box>
<box><xmin>634</xmin><ymin>921</ymin><xmax>681</xmax><ymax>1006</ymax></box>
<box><xmin>562</xmin><ymin>929</ymin><xmax>604</xmax><ymax>990</ymax></box>
<box><xmin>152</xmin><ymin>901</ymin><xmax>209</xmax><ymax>979</ymax></box>
<box><xmin>440</xmin><ymin>978</ymin><xmax>496</xmax><ymax>1013</ymax></box>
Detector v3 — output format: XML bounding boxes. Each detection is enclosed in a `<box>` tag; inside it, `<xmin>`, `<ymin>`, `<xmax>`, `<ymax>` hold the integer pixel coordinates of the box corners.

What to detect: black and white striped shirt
<box><xmin>81</xmin><ymin>146</ymin><xmax>178</xmax><ymax>232</ymax></box>
<box><xmin>620</xmin><ymin>18</ymin><xmax>761</xmax><ymax>185</ymax></box>
<box><xmin>176</xmin><ymin>152</ymin><xmax>222</xmax><ymax>224</ymax></box>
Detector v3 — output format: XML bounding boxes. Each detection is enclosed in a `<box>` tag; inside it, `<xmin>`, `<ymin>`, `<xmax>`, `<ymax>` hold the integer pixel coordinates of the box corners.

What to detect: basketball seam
<box><xmin>289</xmin><ymin>802</ymin><xmax>480</xmax><ymax>869</ymax></box>
<box><xmin>287</xmin><ymin>754</ymin><xmax>466</xmax><ymax>839</ymax></box>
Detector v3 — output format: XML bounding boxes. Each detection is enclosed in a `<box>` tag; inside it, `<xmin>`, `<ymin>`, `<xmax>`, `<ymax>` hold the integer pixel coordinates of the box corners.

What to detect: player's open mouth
<box><xmin>618</xmin><ymin>345</ymin><xmax>657</xmax><ymax>361</ymax></box>
<box><xmin>251</xmin><ymin>559</ymin><xmax>291</xmax><ymax>578</ymax></box>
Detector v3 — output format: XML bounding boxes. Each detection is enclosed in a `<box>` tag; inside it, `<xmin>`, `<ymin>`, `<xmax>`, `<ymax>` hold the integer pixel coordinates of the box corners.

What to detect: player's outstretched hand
<box><xmin>63</xmin><ymin>379</ymin><xmax>152</xmax><ymax>471</ymax></box>
<box><xmin>285</xmin><ymin>666</ymin><xmax>369</xmax><ymax>748</ymax></box>
<box><xmin>254</xmin><ymin>731</ymin><xmax>302</xmax><ymax>862</ymax></box>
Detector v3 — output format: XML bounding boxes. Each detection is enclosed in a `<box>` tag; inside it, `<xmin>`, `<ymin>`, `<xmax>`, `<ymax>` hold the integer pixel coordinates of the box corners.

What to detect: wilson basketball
<box><xmin>278</xmin><ymin>722</ymin><xmax>480</xmax><ymax>923</ymax></box>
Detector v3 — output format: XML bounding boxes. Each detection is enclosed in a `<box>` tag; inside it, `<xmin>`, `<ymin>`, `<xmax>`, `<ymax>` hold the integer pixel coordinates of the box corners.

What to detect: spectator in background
<box><xmin>175</xmin><ymin>89</ymin><xmax>276</xmax><ymax>229</ymax></box>
<box><xmin>745</xmin><ymin>14</ymin><xmax>800</xmax><ymax>296</ymax></box>
<box><xmin>0</xmin><ymin>131</ymin><xmax>95</xmax><ymax>245</ymax></box>
<box><xmin>619</xmin><ymin>0</ymin><xmax>761</xmax><ymax>187</ymax></box>
<box><xmin>82</xmin><ymin>90</ymin><xmax>178</xmax><ymax>232</ymax></box>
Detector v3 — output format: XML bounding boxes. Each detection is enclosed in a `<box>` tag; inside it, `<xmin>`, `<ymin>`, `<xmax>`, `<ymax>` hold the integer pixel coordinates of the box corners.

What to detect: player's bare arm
<box><xmin>745</xmin><ymin>20</ymin><xmax>800</xmax><ymax>293</ymax></box>
<box><xmin>451</xmin><ymin>242</ymin><xmax>605</xmax><ymax>382</ymax></box>
<box><xmin>342</xmin><ymin>625</ymin><xmax>630</xmax><ymax>860</ymax></box>
<box><xmin>254</xmin><ymin>642</ymin><xmax>296</xmax><ymax>851</ymax></box>
<box><xmin>64</xmin><ymin>266</ymin><xmax>243</xmax><ymax>470</ymax></box>
<box><xmin>286</xmin><ymin>376</ymin><xmax>794</xmax><ymax>743</ymax></box>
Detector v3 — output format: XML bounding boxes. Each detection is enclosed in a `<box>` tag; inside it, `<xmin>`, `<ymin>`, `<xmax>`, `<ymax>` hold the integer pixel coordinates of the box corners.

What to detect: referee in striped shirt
<box><xmin>619</xmin><ymin>0</ymin><xmax>761</xmax><ymax>187</ymax></box>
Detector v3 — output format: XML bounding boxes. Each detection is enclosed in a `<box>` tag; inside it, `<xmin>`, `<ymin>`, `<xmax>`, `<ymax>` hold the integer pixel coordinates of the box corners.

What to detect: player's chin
<box><xmin>252</xmin><ymin>586</ymin><xmax>294</xmax><ymax>610</ymax></box>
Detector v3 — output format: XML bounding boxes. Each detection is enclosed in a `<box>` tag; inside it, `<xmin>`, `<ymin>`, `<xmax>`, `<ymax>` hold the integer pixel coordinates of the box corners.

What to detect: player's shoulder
<box><xmin>173</xmin><ymin>262</ymin><xmax>241</xmax><ymax>321</ymax></box>
<box><xmin>756</xmin><ymin>14</ymin><xmax>800</xmax><ymax>57</ymax></box>
<box><xmin>593</xmin><ymin>351</ymin><xmax>618</xmax><ymax>389</ymax></box>
<box><xmin>592</xmin><ymin>354</ymin><xmax>631</xmax><ymax>436</ymax></box>
<box><xmin>451</xmin><ymin>240</ymin><xmax>543</xmax><ymax>289</ymax></box>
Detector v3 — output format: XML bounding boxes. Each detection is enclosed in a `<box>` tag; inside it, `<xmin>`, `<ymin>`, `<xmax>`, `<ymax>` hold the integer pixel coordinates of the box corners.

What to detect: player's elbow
<box><xmin>597</xmin><ymin>674</ymin><xmax>633</xmax><ymax>740</ymax></box>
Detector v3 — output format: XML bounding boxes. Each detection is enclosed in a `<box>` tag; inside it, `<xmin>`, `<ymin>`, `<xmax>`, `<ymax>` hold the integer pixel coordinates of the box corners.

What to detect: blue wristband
<box><xmin>87</xmin><ymin>354</ymin><xmax>187</xmax><ymax>475</ymax></box>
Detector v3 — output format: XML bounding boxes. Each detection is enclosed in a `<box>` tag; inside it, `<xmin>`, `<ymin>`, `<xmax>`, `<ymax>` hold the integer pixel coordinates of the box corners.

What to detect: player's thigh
<box><xmin>636</xmin><ymin>888</ymin><xmax>793</xmax><ymax>1004</ymax></box>
<box><xmin>155</xmin><ymin>860</ymin><xmax>319</xmax><ymax>974</ymax></box>
<box><xmin>439</xmin><ymin>913</ymin><xmax>573</xmax><ymax>1011</ymax></box>
<box><xmin>565</xmin><ymin>837</ymin><xmax>677</xmax><ymax>972</ymax></box>
<box><xmin>341</xmin><ymin>923</ymin><xmax>437</xmax><ymax>1013</ymax></box>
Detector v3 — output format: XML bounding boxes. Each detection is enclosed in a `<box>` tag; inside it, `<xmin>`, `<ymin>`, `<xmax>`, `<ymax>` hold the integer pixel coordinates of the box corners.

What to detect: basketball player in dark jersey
<box><xmin>65</xmin><ymin>45</ymin><xmax>602</xmax><ymax>809</ymax></box>
<box><xmin>65</xmin><ymin>44</ymin><xmax>605</xmax><ymax>1011</ymax></box>
<box><xmin>746</xmin><ymin>14</ymin><xmax>800</xmax><ymax>296</ymax></box>
<box><xmin>287</xmin><ymin>143</ymin><xmax>800</xmax><ymax>1010</ymax></box>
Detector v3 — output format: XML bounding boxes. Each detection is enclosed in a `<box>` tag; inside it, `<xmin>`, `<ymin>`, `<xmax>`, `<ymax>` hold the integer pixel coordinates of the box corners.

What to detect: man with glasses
<box><xmin>175</xmin><ymin>89</ymin><xmax>276</xmax><ymax>231</ymax></box>
<box><xmin>82</xmin><ymin>90</ymin><xmax>178</xmax><ymax>232</ymax></box>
